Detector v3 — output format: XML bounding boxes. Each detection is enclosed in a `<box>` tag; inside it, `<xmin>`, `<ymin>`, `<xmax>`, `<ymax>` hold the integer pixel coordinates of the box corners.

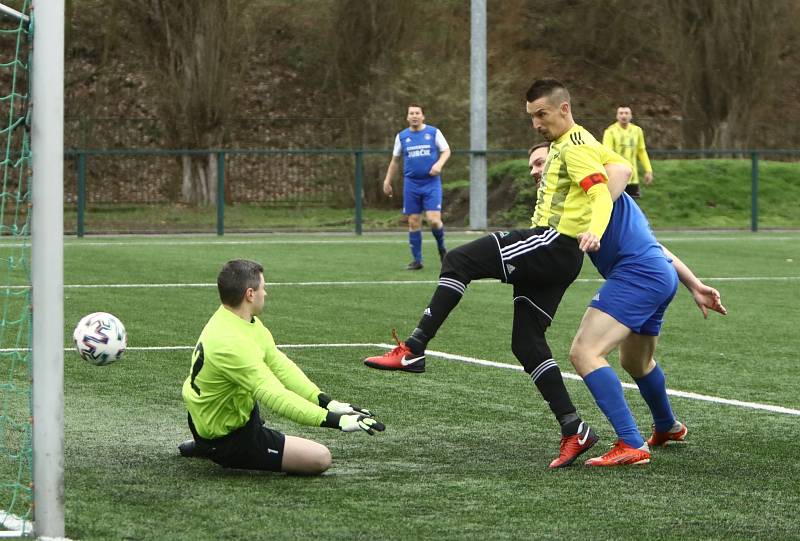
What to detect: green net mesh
<box><xmin>0</xmin><ymin>0</ymin><xmax>32</xmax><ymax>534</ymax></box>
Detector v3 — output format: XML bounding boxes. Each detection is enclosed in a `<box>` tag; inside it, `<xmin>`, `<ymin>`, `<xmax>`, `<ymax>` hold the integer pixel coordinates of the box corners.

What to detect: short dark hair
<box><xmin>407</xmin><ymin>103</ymin><xmax>425</xmax><ymax>114</ymax></box>
<box><xmin>525</xmin><ymin>78</ymin><xmax>570</xmax><ymax>104</ymax></box>
<box><xmin>217</xmin><ymin>259</ymin><xmax>264</xmax><ymax>307</ymax></box>
<box><xmin>527</xmin><ymin>141</ymin><xmax>550</xmax><ymax>156</ymax></box>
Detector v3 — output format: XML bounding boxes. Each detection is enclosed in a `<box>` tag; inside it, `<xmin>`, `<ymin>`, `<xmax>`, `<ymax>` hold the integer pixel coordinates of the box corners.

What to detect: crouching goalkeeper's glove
<box><xmin>339</xmin><ymin>414</ymin><xmax>385</xmax><ymax>435</ymax></box>
<box><xmin>321</xmin><ymin>412</ymin><xmax>385</xmax><ymax>435</ymax></box>
<box><xmin>318</xmin><ymin>393</ymin><xmax>374</xmax><ymax>417</ymax></box>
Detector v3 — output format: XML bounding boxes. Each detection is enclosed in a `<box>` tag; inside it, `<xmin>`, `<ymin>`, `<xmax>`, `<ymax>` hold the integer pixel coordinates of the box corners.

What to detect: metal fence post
<box><xmin>217</xmin><ymin>151</ymin><xmax>225</xmax><ymax>236</ymax></box>
<box><xmin>76</xmin><ymin>152</ymin><xmax>86</xmax><ymax>238</ymax></box>
<box><xmin>750</xmin><ymin>152</ymin><xmax>759</xmax><ymax>233</ymax></box>
<box><xmin>354</xmin><ymin>151</ymin><xmax>363</xmax><ymax>235</ymax></box>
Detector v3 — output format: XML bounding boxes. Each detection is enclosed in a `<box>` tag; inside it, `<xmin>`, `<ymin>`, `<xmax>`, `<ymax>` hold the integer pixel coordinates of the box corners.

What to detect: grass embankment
<box><xmin>444</xmin><ymin>158</ymin><xmax>800</xmax><ymax>229</ymax></box>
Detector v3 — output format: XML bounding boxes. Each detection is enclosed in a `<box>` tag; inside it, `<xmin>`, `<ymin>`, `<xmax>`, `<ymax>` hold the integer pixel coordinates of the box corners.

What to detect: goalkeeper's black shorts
<box><xmin>188</xmin><ymin>404</ymin><xmax>285</xmax><ymax>472</ymax></box>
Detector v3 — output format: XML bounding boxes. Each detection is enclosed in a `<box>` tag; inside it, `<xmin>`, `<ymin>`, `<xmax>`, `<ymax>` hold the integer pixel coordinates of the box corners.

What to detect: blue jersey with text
<box><xmin>399</xmin><ymin>125</ymin><xmax>441</xmax><ymax>182</ymax></box>
<box><xmin>589</xmin><ymin>192</ymin><xmax>666</xmax><ymax>277</ymax></box>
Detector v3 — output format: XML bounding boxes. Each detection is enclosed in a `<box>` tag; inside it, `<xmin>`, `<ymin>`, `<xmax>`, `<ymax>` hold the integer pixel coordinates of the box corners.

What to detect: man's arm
<box><xmin>564</xmin><ymin>145</ymin><xmax>614</xmax><ymax>252</ymax></box>
<box><xmin>429</xmin><ymin>147</ymin><xmax>451</xmax><ymax>177</ymax></box>
<box><xmin>660</xmin><ymin>244</ymin><xmax>727</xmax><ymax>318</ymax></box>
<box><xmin>637</xmin><ymin>128</ymin><xmax>653</xmax><ymax>184</ymax></box>
<box><xmin>429</xmin><ymin>129</ymin><xmax>451</xmax><ymax>176</ymax></box>
<box><xmin>604</xmin><ymin>162</ymin><xmax>632</xmax><ymax>201</ymax></box>
<box><xmin>578</xmin><ymin>182</ymin><xmax>613</xmax><ymax>252</ymax></box>
<box><xmin>383</xmin><ymin>155</ymin><xmax>401</xmax><ymax>197</ymax></box>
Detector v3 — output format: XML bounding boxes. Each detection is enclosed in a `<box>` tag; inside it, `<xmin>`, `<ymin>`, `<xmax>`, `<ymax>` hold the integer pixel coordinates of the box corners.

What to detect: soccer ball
<box><xmin>73</xmin><ymin>312</ymin><xmax>127</xmax><ymax>366</ymax></box>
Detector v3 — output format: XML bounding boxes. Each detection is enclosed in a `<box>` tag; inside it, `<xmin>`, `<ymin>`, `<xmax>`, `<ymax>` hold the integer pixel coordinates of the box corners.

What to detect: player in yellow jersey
<box><xmin>602</xmin><ymin>106</ymin><xmax>653</xmax><ymax>198</ymax></box>
<box><xmin>179</xmin><ymin>259</ymin><xmax>384</xmax><ymax>475</ymax></box>
<box><xmin>365</xmin><ymin>79</ymin><xmax>614</xmax><ymax>468</ymax></box>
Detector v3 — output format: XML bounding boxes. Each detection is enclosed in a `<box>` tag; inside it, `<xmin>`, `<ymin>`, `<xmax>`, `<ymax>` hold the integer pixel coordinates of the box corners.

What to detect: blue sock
<box><xmin>409</xmin><ymin>230</ymin><xmax>422</xmax><ymax>262</ymax></box>
<box><xmin>634</xmin><ymin>363</ymin><xmax>675</xmax><ymax>432</ymax></box>
<box><xmin>431</xmin><ymin>226</ymin><xmax>445</xmax><ymax>250</ymax></box>
<box><xmin>584</xmin><ymin>366</ymin><xmax>644</xmax><ymax>448</ymax></box>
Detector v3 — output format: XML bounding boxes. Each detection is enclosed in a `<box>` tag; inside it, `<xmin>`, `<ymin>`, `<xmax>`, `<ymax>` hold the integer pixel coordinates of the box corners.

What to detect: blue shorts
<box><xmin>590</xmin><ymin>257</ymin><xmax>679</xmax><ymax>336</ymax></box>
<box><xmin>403</xmin><ymin>178</ymin><xmax>442</xmax><ymax>215</ymax></box>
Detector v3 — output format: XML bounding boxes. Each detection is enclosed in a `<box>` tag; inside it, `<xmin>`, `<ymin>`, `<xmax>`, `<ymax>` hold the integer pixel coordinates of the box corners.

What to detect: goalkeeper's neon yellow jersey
<box><xmin>182</xmin><ymin>305</ymin><xmax>327</xmax><ymax>439</ymax></box>
<box><xmin>532</xmin><ymin>124</ymin><xmax>613</xmax><ymax>238</ymax></box>
<box><xmin>602</xmin><ymin>122</ymin><xmax>652</xmax><ymax>185</ymax></box>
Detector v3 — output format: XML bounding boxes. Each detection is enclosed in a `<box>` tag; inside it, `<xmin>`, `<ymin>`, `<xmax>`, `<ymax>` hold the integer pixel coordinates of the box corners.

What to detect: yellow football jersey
<box><xmin>602</xmin><ymin>122</ymin><xmax>652</xmax><ymax>185</ymax></box>
<box><xmin>532</xmin><ymin>125</ymin><xmax>611</xmax><ymax>238</ymax></box>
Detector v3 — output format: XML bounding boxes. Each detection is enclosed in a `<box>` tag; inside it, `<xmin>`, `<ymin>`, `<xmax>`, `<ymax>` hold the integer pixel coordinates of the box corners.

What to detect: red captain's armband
<box><xmin>579</xmin><ymin>173</ymin><xmax>606</xmax><ymax>193</ymax></box>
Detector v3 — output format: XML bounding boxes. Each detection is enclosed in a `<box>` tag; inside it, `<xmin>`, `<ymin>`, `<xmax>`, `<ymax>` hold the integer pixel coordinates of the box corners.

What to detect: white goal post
<box><xmin>30</xmin><ymin>0</ymin><xmax>65</xmax><ymax>539</ymax></box>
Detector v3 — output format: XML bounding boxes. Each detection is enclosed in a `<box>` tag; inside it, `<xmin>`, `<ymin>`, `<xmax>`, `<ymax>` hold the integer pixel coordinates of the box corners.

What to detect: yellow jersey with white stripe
<box><xmin>532</xmin><ymin>125</ymin><xmax>612</xmax><ymax>238</ymax></box>
<box><xmin>602</xmin><ymin>122</ymin><xmax>652</xmax><ymax>185</ymax></box>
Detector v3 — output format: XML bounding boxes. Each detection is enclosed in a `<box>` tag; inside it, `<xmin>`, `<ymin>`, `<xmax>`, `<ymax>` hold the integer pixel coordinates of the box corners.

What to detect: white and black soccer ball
<box><xmin>73</xmin><ymin>312</ymin><xmax>127</xmax><ymax>366</ymax></box>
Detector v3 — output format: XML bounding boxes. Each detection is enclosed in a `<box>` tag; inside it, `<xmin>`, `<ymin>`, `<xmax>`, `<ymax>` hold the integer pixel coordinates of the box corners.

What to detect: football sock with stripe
<box><xmin>409</xmin><ymin>230</ymin><xmax>422</xmax><ymax>263</ymax></box>
<box><xmin>405</xmin><ymin>277</ymin><xmax>467</xmax><ymax>354</ymax></box>
<box><xmin>530</xmin><ymin>360</ymin><xmax>581</xmax><ymax>436</ymax></box>
<box><xmin>431</xmin><ymin>226</ymin><xmax>445</xmax><ymax>251</ymax></box>
<box><xmin>584</xmin><ymin>366</ymin><xmax>645</xmax><ymax>448</ymax></box>
<box><xmin>633</xmin><ymin>362</ymin><xmax>676</xmax><ymax>432</ymax></box>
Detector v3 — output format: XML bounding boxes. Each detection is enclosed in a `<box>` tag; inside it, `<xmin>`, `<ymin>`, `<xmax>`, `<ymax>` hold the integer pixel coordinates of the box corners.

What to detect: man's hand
<box><xmin>429</xmin><ymin>163</ymin><xmax>442</xmax><ymax>176</ymax></box>
<box><xmin>577</xmin><ymin>232</ymin><xmax>601</xmax><ymax>252</ymax></box>
<box><xmin>326</xmin><ymin>399</ymin><xmax>374</xmax><ymax>418</ymax></box>
<box><xmin>644</xmin><ymin>171</ymin><xmax>653</xmax><ymax>185</ymax></box>
<box><xmin>383</xmin><ymin>180</ymin><xmax>393</xmax><ymax>197</ymax></box>
<box><xmin>339</xmin><ymin>414</ymin><xmax>385</xmax><ymax>435</ymax></box>
<box><xmin>690</xmin><ymin>282</ymin><xmax>727</xmax><ymax>318</ymax></box>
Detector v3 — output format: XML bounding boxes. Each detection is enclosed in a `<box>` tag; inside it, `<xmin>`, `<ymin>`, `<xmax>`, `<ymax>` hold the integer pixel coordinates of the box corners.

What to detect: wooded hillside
<box><xmin>64</xmin><ymin>0</ymin><xmax>800</xmax><ymax>148</ymax></box>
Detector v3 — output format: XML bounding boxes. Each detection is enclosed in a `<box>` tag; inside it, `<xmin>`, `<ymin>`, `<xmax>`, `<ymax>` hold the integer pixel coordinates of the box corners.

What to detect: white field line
<box><xmin>4</xmin><ymin>343</ymin><xmax>793</xmax><ymax>417</ymax></box>
<box><xmin>0</xmin><ymin>234</ymin><xmax>798</xmax><ymax>249</ymax></box>
<box><xmin>1</xmin><ymin>275</ymin><xmax>797</xmax><ymax>290</ymax></box>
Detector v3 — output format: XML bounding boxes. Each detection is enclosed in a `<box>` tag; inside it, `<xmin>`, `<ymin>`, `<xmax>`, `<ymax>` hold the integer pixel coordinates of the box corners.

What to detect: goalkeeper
<box><xmin>178</xmin><ymin>259</ymin><xmax>384</xmax><ymax>475</ymax></box>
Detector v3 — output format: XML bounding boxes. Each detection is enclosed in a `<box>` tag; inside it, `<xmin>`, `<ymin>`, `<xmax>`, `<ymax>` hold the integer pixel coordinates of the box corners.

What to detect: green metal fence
<box><xmin>63</xmin><ymin>148</ymin><xmax>800</xmax><ymax>236</ymax></box>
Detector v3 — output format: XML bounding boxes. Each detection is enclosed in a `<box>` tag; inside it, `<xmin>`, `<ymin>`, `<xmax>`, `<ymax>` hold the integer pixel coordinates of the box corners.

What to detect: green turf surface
<box><xmin>51</xmin><ymin>232</ymin><xmax>800</xmax><ymax>539</ymax></box>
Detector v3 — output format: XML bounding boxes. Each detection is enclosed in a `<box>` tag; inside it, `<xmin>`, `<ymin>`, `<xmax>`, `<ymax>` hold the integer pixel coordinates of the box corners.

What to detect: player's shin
<box><xmin>633</xmin><ymin>362</ymin><xmax>676</xmax><ymax>432</ymax></box>
<box><xmin>405</xmin><ymin>276</ymin><xmax>467</xmax><ymax>354</ymax></box>
<box><xmin>584</xmin><ymin>366</ymin><xmax>645</xmax><ymax>448</ymax></box>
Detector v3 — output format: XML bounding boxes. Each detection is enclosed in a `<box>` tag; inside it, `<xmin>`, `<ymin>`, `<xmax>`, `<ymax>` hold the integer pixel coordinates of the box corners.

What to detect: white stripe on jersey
<box><xmin>500</xmin><ymin>228</ymin><xmax>560</xmax><ymax>261</ymax></box>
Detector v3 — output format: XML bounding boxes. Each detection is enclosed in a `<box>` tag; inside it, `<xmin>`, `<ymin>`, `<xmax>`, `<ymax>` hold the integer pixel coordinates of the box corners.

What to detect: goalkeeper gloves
<box><xmin>321</xmin><ymin>412</ymin><xmax>385</xmax><ymax>435</ymax></box>
<box><xmin>318</xmin><ymin>393</ymin><xmax>374</xmax><ymax>417</ymax></box>
<box><xmin>339</xmin><ymin>414</ymin><xmax>385</xmax><ymax>435</ymax></box>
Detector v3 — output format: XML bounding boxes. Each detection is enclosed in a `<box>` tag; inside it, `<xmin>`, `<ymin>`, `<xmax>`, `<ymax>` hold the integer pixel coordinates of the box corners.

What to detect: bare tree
<box><xmin>325</xmin><ymin>0</ymin><xmax>467</xmax><ymax>205</ymax></box>
<box><xmin>663</xmin><ymin>0</ymin><xmax>795</xmax><ymax>149</ymax></box>
<box><xmin>114</xmin><ymin>0</ymin><xmax>252</xmax><ymax>204</ymax></box>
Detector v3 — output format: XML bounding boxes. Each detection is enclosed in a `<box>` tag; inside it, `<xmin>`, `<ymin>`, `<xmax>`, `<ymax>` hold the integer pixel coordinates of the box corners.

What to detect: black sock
<box><xmin>405</xmin><ymin>279</ymin><xmax>466</xmax><ymax>353</ymax></box>
<box><xmin>531</xmin><ymin>362</ymin><xmax>581</xmax><ymax>436</ymax></box>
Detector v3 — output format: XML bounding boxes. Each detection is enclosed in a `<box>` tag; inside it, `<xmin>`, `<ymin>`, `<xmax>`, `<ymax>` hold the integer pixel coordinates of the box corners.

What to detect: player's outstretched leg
<box><xmin>365</xmin><ymin>235</ymin><xmax>498</xmax><ymax>373</ymax></box>
<box><xmin>363</xmin><ymin>329</ymin><xmax>426</xmax><ymax>373</ymax></box>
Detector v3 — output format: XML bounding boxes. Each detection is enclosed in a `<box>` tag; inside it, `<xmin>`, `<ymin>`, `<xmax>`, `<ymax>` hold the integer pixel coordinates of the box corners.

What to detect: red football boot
<box><xmin>548</xmin><ymin>422</ymin><xmax>599</xmax><ymax>468</ymax></box>
<box><xmin>364</xmin><ymin>329</ymin><xmax>426</xmax><ymax>373</ymax></box>
<box><xmin>585</xmin><ymin>440</ymin><xmax>651</xmax><ymax>466</ymax></box>
<box><xmin>647</xmin><ymin>421</ymin><xmax>688</xmax><ymax>448</ymax></box>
